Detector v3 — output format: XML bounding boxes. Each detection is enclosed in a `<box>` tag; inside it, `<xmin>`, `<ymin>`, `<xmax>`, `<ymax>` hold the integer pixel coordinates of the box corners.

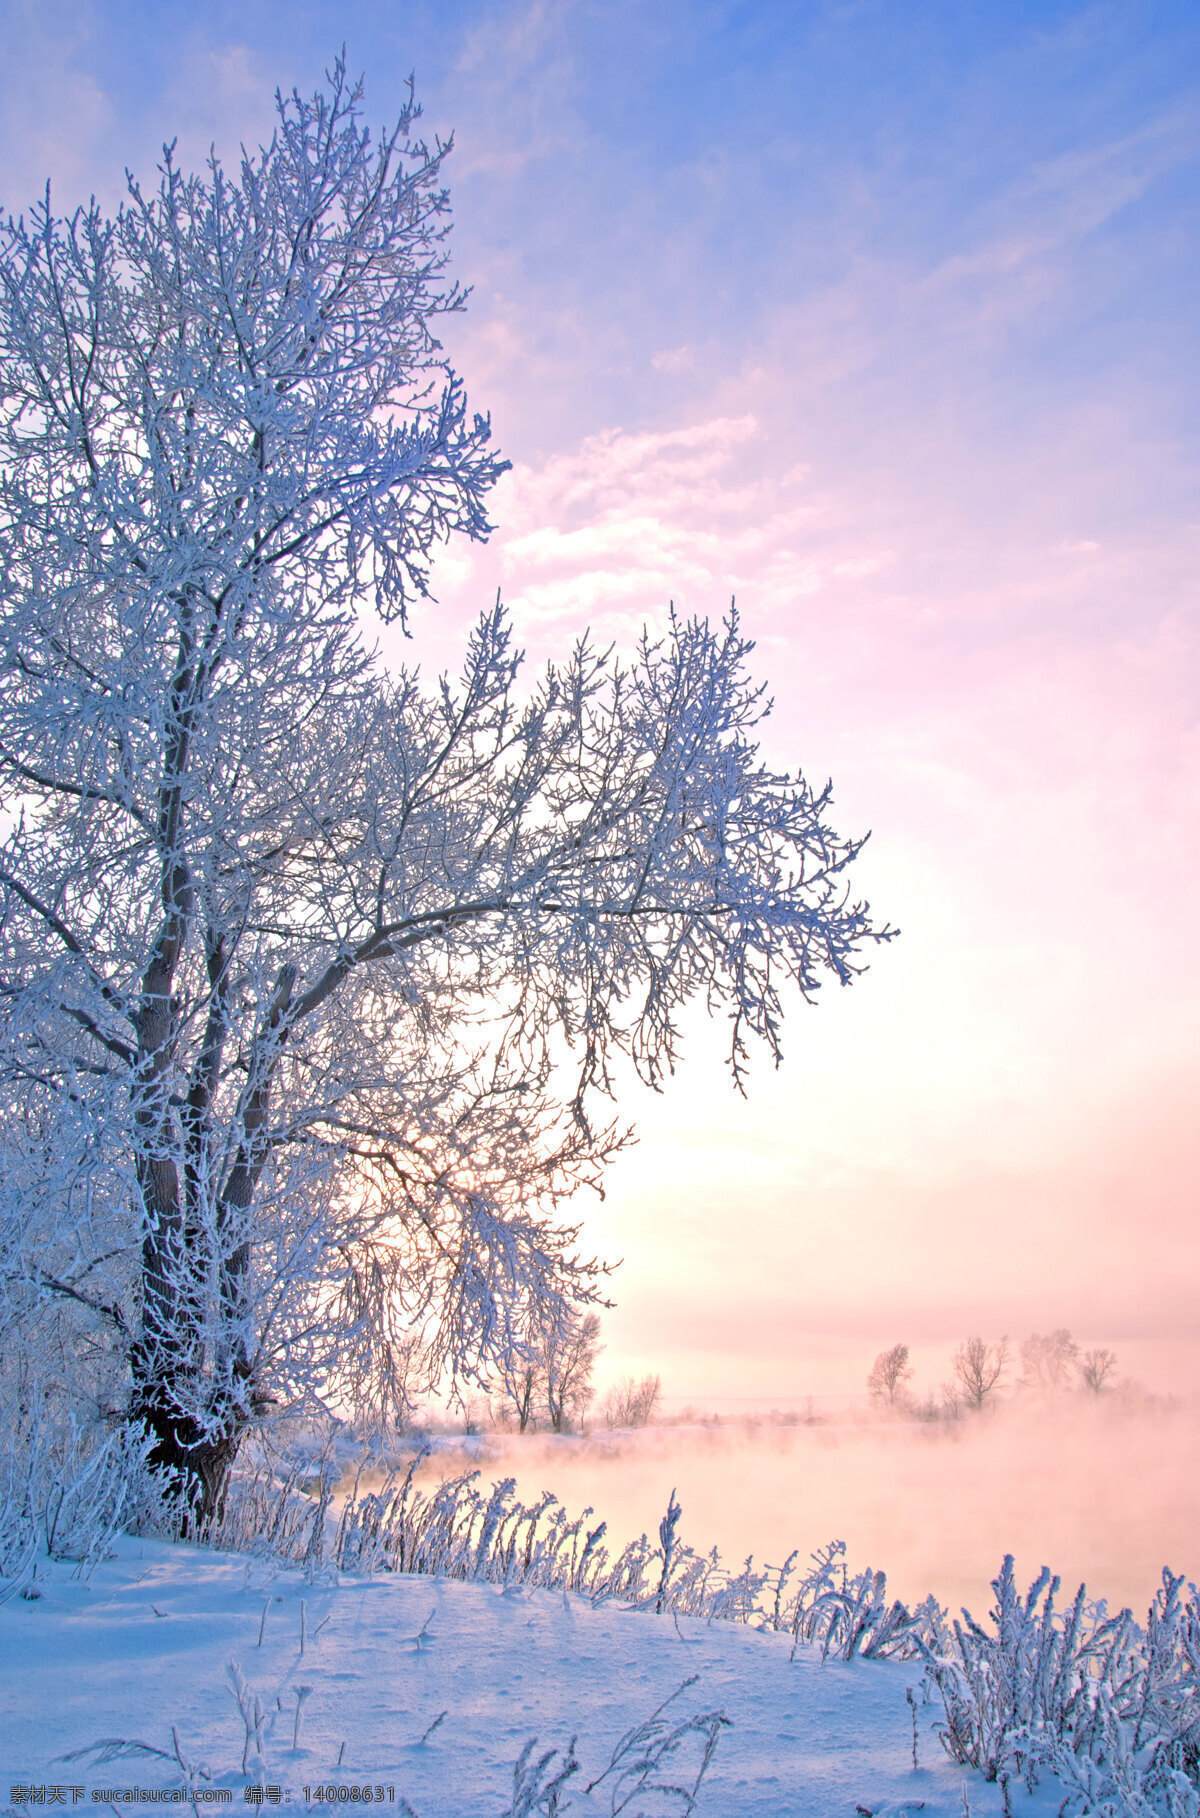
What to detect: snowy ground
<box><xmin>0</xmin><ymin>1535</ymin><xmax>1066</xmax><ymax>1817</ymax></box>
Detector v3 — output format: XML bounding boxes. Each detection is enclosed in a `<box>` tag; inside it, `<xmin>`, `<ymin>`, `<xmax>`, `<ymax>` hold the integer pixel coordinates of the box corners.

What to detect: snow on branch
<box><xmin>0</xmin><ymin>57</ymin><xmax>890</xmax><ymax>1525</ymax></box>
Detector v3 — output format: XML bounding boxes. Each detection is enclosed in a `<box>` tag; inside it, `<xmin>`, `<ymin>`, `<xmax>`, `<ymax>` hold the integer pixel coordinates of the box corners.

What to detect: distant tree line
<box><xmin>867</xmin><ymin>1330</ymin><xmax>1119</xmax><ymax>1417</ymax></box>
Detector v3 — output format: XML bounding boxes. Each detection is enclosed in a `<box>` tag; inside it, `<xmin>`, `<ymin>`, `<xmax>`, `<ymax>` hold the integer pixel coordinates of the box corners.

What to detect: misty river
<box><xmin>403</xmin><ymin>1399</ymin><xmax>1199</xmax><ymax>1621</ymax></box>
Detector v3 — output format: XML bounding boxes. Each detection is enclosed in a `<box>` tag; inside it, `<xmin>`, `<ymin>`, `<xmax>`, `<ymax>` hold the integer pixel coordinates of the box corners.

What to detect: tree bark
<box><xmin>127</xmin><ymin>1377</ymin><xmax>243</xmax><ymax>1532</ymax></box>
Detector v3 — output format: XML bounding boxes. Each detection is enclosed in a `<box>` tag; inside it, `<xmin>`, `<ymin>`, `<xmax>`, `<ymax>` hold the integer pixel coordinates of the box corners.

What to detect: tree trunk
<box><xmin>128</xmin><ymin>1366</ymin><xmax>246</xmax><ymax>1533</ymax></box>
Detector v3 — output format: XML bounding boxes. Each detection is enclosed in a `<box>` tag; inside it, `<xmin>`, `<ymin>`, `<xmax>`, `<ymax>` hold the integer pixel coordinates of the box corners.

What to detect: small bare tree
<box><xmin>493</xmin><ymin>1309</ymin><xmax>603</xmax><ymax>1434</ymax></box>
<box><xmin>500</xmin><ymin>1362</ymin><xmax>541</xmax><ymax>1435</ymax></box>
<box><xmin>867</xmin><ymin>1344</ymin><xmax>913</xmax><ymax>1408</ymax></box>
<box><xmin>940</xmin><ymin>1381</ymin><xmax>963</xmax><ymax>1421</ymax></box>
<box><xmin>1079</xmin><ymin>1347</ymin><xmax>1118</xmax><ymax>1396</ymax></box>
<box><xmin>1020</xmin><ymin>1330</ymin><xmax>1080</xmax><ymax>1402</ymax></box>
<box><xmin>953</xmin><ymin>1335</ymin><xmax>1009</xmax><ymax>1411</ymax></box>
<box><xmin>460</xmin><ymin>1392</ymin><xmax>486</xmax><ymax>1436</ymax></box>
<box><xmin>603</xmin><ymin>1373</ymin><xmax>661</xmax><ymax>1429</ymax></box>
<box><xmin>544</xmin><ymin>1312</ymin><xmax>603</xmax><ymax>1433</ymax></box>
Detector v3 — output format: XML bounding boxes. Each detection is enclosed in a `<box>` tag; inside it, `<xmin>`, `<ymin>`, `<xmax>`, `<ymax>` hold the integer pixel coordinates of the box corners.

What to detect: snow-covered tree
<box><xmin>602</xmin><ymin>1373</ymin><xmax>661</xmax><ymax>1430</ymax></box>
<box><xmin>492</xmin><ymin>1361</ymin><xmax>540</xmax><ymax>1435</ymax></box>
<box><xmin>1078</xmin><ymin>1346</ymin><xmax>1117</xmax><ymax>1396</ymax></box>
<box><xmin>1019</xmin><ymin>1329</ymin><xmax>1080</xmax><ymax>1403</ymax></box>
<box><xmin>0</xmin><ymin>62</ymin><xmax>889</xmax><ymax>1522</ymax></box>
<box><xmin>493</xmin><ymin>1307</ymin><xmax>603</xmax><ymax>1433</ymax></box>
<box><xmin>866</xmin><ymin>1343</ymin><xmax>913</xmax><ymax>1408</ymax></box>
<box><xmin>952</xmin><ymin>1335</ymin><xmax>1009</xmax><ymax>1411</ymax></box>
<box><xmin>542</xmin><ymin>1310</ymin><xmax>602</xmax><ymax>1434</ymax></box>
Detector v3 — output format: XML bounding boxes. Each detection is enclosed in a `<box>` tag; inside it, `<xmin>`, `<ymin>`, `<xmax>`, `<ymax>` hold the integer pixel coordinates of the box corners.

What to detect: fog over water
<box><xmin>418</xmin><ymin>1403</ymin><xmax>1200</xmax><ymax>1621</ymax></box>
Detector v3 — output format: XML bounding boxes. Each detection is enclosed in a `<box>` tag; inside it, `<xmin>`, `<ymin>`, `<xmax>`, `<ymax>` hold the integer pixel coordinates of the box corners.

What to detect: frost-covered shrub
<box><xmin>0</xmin><ymin>1137</ymin><xmax>171</xmax><ymax>1588</ymax></box>
<box><xmin>0</xmin><ymin>1396</ymin><xmax>167</xmax><ymax>1598</ymax></box>
<box><xmin>761</xmin><ymin>1539</ymin><xmax>930</xmax><ymax>1663</ymax></box>
<box><xmin>918</xmin><ymin>1556</ymin><xmax>1200</xmax><ymax>1816</ymax></box>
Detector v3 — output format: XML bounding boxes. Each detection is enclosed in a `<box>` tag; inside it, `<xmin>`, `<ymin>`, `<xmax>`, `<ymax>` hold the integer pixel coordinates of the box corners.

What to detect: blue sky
<box><xmin>4</xmin><ymin>4</ymin><xmax>1196</xmax><ymax>491</ymax></box>
<box><xmin>6</xmin><ymin>3</ymin><xmax>1196</xmax><ymax>452</ymax></box>
<box><xmin>3</xmin><ymin>1</ymin><xmax>1199</xmax><ymax>1399</ymax></box>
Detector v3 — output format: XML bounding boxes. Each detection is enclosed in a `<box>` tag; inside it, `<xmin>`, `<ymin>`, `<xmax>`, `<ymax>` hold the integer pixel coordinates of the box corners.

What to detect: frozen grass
<box><xmin>2</xmin><ymin>1538</ymin><xmax>905</xmax><ymax>1817</ymax></box>
<box><xmin>0</xmin><ymin>1414</ymin><xmax>165</xmax><ymax>1602</ymax></box>
<box><xmin>2</xmin><ymin>1434</ymin><xmax>1196</xmax><ymax>1814</ymax></box>
<box><xmin>189</xmin><ymin>1448</ymin><xmax>1200</xmax><ymax>1816</ymax></box>
<box><xmin>919</xmin><ymin>1559</ymin><xmax>1200</xmax><ymax>1817</ymax></box>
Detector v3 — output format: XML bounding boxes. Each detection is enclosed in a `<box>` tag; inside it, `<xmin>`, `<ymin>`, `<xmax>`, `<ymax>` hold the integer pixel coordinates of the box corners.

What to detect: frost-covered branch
<box><xmin>0</xmin><ymin>59</ymin><xmax>889</xmax><ymax>1526</ymax></box>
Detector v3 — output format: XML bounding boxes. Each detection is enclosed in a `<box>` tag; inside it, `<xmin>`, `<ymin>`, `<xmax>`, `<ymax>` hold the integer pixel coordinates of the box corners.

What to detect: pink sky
<box><xmin>2</xmin><ymin>0</ymin><xmax>1197</xmax><ymax>1401</ymax></box>
<box><xmin>410</xmin><ymin>394</ymin><xmax>1200</xmax><ymax>1400</ymax></box>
